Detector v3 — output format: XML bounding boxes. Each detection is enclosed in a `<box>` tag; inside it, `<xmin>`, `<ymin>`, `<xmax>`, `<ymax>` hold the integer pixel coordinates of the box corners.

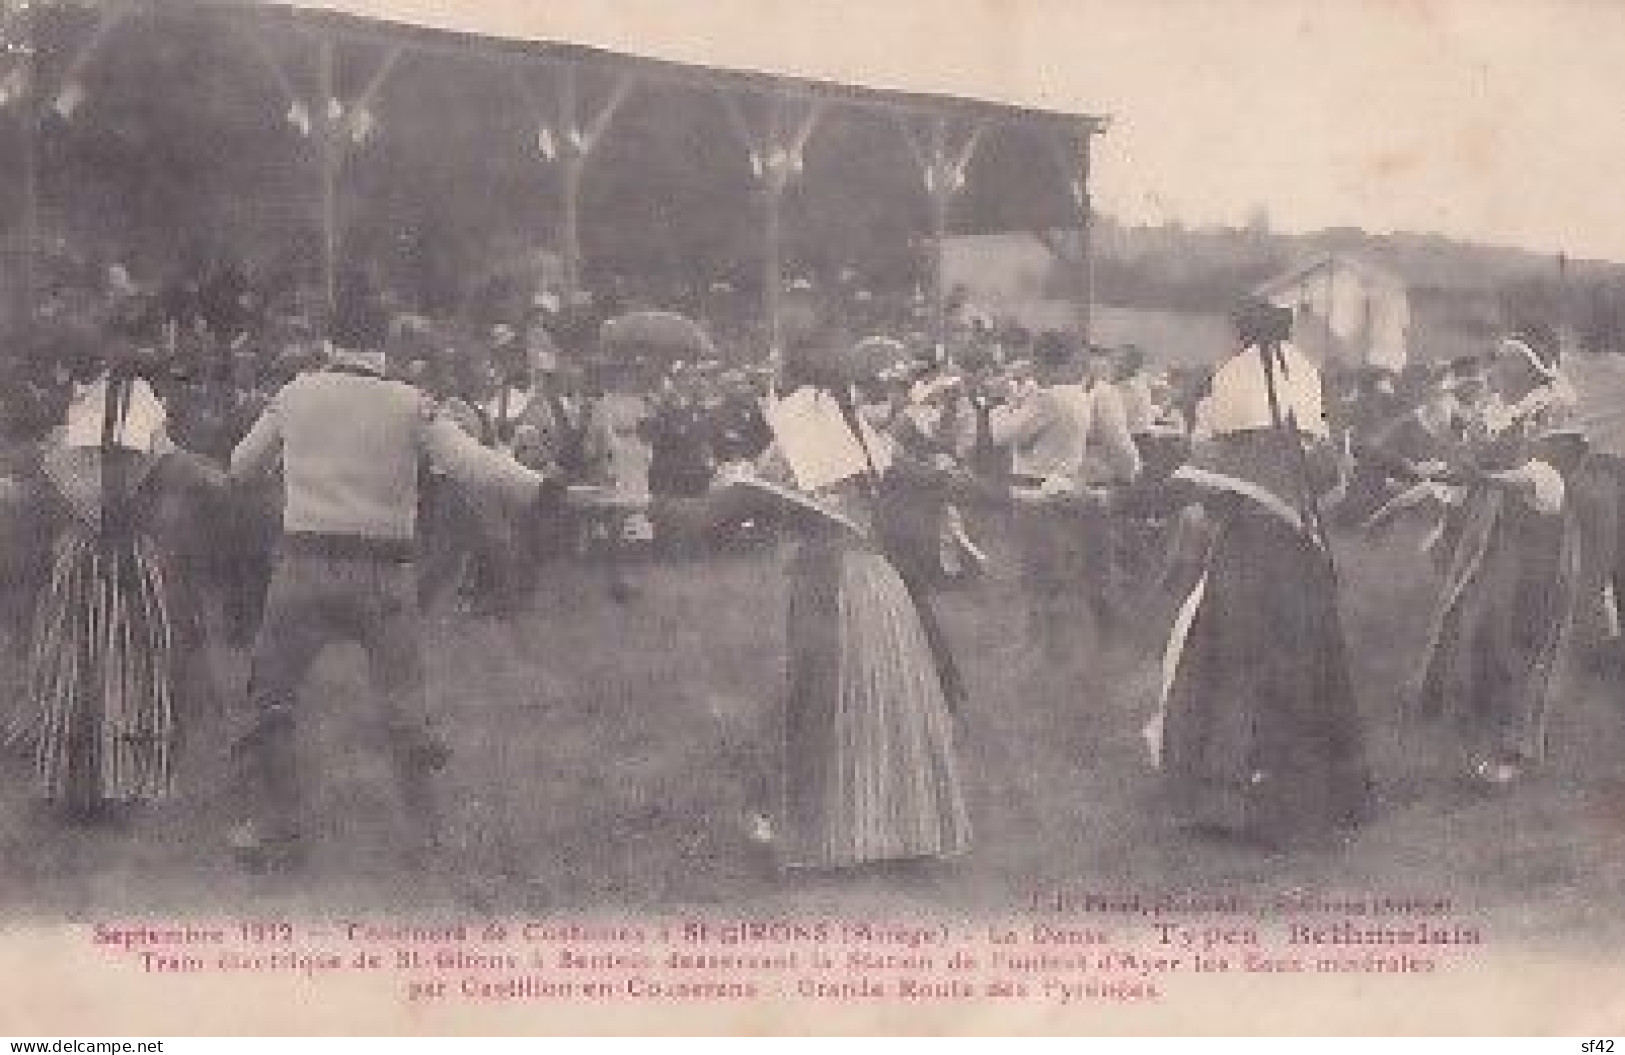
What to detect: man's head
<box><xmin>554</xmin><ymin>360</ymin><xmax>584</xmax><ymax>396</ymax></box>
<box><xmin>1148</xmin><ymin>369</ymin><xmax>1172</xmax><ymax>405</ymax></box>
<box><xmin>100</xmin><ymin>294</ymin><xmax>156</xmax><ymax>375</ymax></box>
<box><xmin>525</xmin><ymin>311</ymin><xmax>560</xmax><ymax>358</ymax></box>
<box><xmin>329</xmin><ymin>270</ymin><xmax>389</xmax><ymax>371</ymax></box>
<box><xmin>1083</xmin><ymin>343</ymin><xmax>1116</xmax><ymax>387</ymax></box>
<box><xmin>1441</xmin><ymin>354</ymin><xmax>1488</xmax><ymax>406</ymax></box>
<box><xmin>1115</xmin><ymin>344</ymin><xmax>1147</xmax><ymax>382</ymax></box>
<box><xmin>1031</xmin><ymin>330</ymin><xmax>1076</xmax><ymax>385</ymax></box>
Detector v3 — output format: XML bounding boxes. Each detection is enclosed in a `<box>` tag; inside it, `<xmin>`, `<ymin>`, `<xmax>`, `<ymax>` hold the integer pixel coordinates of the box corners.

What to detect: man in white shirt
<box><xmin>1114</xmin><ymin>345</ymin><xmax>1156</xmax><ymax>438</ymax></box>
<box><xmin>990</xmin><ymin>334</ymin><xmax>1089</xmax><ymax>488</ymax></box>
<box><xmin>227</xmin><ymin>276</ymin><xmax>547</xmax><ymax>870</ymax></box>
<box><xmin>1079</xmin><ymin>344</ymin><xmax>1143</xmax><ymax>636</ymax></box>
<box><xmin>1080</xmin><ymin>344</ymin><xmax>1143</xmax><ymax>487</ymax></box>
<box><xmin>989</xmin><ymin>333</ymin><xmax>1139</xmax><ymax>659</ymax></box>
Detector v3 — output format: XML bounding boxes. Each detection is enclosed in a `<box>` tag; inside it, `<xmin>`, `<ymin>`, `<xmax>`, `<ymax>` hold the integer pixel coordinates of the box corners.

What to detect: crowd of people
<box><xmin>0</xmin><ymin>252</ymin><xmax>1613</xmax><ymax>879</ymax></box>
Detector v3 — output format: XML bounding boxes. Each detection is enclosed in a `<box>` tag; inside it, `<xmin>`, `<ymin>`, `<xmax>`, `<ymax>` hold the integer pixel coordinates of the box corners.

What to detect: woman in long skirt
<box><xmin>1154</xmin><ymin>301</ymin><xmax>1372</xmax><ymax>847</ymax></box>
<box><xmin>1417</xmin><ymin>333</ymin><xmax>1587</xmax><ymax>785</ymax></box>
<box><xmin>723</xmin><ymin>333</ymin><xmax>970</xmax><ymax>870</ymax></box>
<box><xmin>1159</xmin><ymin>488</ymin><xmax>1371</xmax><ymax>844</ymax></box>
<box><xmin>4</xmin><ymin>347</ymin><xmax>223</xmax><ymax>820</ymax></box>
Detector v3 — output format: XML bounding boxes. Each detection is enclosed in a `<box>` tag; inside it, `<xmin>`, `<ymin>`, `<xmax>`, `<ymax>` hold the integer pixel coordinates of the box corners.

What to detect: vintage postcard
<box><xmin>1</xmin><ymin>0</ymin><xmax>1624</xmax><ymax>1037</ymax></box>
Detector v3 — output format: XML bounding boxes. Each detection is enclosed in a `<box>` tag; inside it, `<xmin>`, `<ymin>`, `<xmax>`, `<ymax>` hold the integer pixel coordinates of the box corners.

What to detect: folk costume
<box><xmin>226</xmin><ymin>334</ymin><xmax>546</xmax><ymax>868</ymax></box>
<box><xmin>1153</xmin><ymin>317</ymin><xmax>1372</xmax><ymax>846</ymax></box>
<box><xmin>724</xmin><ymin>383</ymin><xmax>971</xmax><ymax>869</ymax></box>
<box><xmin>1358</xmin><ymin>378</ymin><xmax>1480</xmax><ymax>571</ymax></box>
<box><xmin>1417</xmin><ymin>338</ymin><xmax>1587</xmax><ymax>783</ymax></box>
<box><xmin>4</xmin><ymin>371</ymin><xmax>223</xmax><ymax>816</ymax></box>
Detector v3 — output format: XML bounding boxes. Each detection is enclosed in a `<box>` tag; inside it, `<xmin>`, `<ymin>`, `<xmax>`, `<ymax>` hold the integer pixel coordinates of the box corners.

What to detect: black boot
<box><xmin>227</xmin><ymin>717</ymin><xmax>304</xmax><ymax>872</ymax></box>
<box><xmin>393</xmin><ymin>737</ymin><xmax>452</xmax><ymax>862</ymax></box>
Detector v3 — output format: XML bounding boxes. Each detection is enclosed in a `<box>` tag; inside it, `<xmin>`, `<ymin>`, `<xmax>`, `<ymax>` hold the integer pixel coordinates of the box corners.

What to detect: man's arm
<box><xmin>988</xmin><ymin>391</ymin><xmax>1045</xmax><ymax>449</ymax></box>
<box><xmin>421</xmin><ymin>403</ymin><xmax>546</xmax><ymax>506</ymax></box>
<box><xmin>229</xmin><ymin>390</ymin><xmax>284</xmax><ymax>482</ymax></box>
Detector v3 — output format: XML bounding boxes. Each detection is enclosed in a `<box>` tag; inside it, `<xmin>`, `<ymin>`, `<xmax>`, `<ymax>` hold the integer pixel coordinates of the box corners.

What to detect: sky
<box><xmin>307</xmin><ymin>0</ymin><xmax>1625</xmax><ymax>262</ymax></box>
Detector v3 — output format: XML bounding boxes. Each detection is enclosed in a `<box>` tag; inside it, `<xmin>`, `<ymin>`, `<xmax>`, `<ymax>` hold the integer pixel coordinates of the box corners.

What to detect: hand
<box><xmin>1039</xmin><ymin>475</ymin><xmax>1078</xmax><ymax>499</ymax></box>
<box><xmin>712</xmin><ymin>462</ymin><xmax>751</xmax><ymax>489</ymax></box>
<box><xmin>1083</xmin><ymin>484</ymin><xmax>1115</xmax><ymax>509</ymax></box>
<box><xmin>536</xmin><ymin>474</ymin><xmax>567</xmax><ymax>509</ymax></box>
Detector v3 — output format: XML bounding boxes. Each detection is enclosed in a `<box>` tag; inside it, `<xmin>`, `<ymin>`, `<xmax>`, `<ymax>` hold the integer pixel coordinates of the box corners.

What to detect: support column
<box><xmin>1045</xmin><ymin>122</ymin><xmax>1104</xmax><ymax>345</ymax></box>
<box><xmin>14</xmin><ymin>20</ymin><xmax>36</xmax><ymax>329</ymax></box>
<box><xmin>518</xmin><ymin>63</ymin><xmax>634</xmax><ymax>303</ymax></box>
<box><xmin>317</xmin><ymin>35</ymin><xmax>338</xmax><ymax>318</ymax></box>
<box><xmin>926</xmin><ymin>116</ymin><xmax>948</xmax><ymax>351</ymax></box>
<box><xmin>761</xmin><ymin>96</ymin><xmax>786</xmax><ymax>359</ymax></box>
<box><xmin>559</xmin><ymin>149</ymin><xmax>584</xmax><ymax>300</ymax></box>
<box><xmin>1050</xmin><ymin>121</ymin><xmax>1107</xmax><ymax>347</ymax></box>
<box><xmin>721</xmin><ymin>87</ymin><xmax>821</xmax><ymax>367</ymax></box>
<box><xmin>1076</xmin><ymin>124</ymin><xmax>1095</xmax><ymax>347</ymax></box>
<box><xmin>896</xmin><ymin>113</ymin><xmax>983</xmax><ymax>356</ymax></box>
<box><xmin>556</xmin><ymin>63</ymin><xmax>583</xmax><ymax>301</ymax></box>
<box><xmin>260</xmin><ymin>31</ymin><xmax>401</xmax><ymax>326</ymax></box>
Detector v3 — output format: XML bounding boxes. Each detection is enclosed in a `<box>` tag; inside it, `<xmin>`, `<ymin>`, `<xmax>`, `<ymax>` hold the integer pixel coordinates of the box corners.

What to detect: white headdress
<box><xmin>63</xmin><ymin>374</ymin><xmax>168</xmax><ymax>453</ymax></box>
<box><xmin>1195</xmin><ymin>342</ymin><xmax>1329</xmax><ymax>441</ymax></box>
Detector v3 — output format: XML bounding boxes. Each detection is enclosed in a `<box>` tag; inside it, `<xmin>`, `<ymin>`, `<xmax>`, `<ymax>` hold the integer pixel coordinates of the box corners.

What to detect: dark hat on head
<box><xmin>780</xmin><ymin>311</ymin><xmax>859</xmax><ymax>393</ymax></box>
<box><xmin>329</xmin><ymin>270</ymin><xmax>388</xmax><ymax>351</ymax></box>
<box><xmin>1439</xmin><ymin>355</ymin><xmax>1487</xmax><ymax>394</ymax></box>
<box><xmin>104</xmin><ymin>292</ymin><xmax>160</xmax><ymax>345</ymax></box>
<box><xmin>1232</xmin><ymin>296</ymin><xmax>1294</xmax><ymax>345</ymax></box>
<box><xmin>1032</xmin><ymin>330</ymin><xmax>1075</xmax><ymax>368</ymax></box>
<box><xmin>1444</xmin><ymin>354</ymin><xmax>1488</xmax><ymax>382</ymax></box>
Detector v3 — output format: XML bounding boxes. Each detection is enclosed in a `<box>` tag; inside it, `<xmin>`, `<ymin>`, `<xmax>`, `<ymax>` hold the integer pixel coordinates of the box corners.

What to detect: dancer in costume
<box><xmin>225</xmin><ymin>274</ymin><xmax>550</xmax><ymax>870</ymax></box>
<box><xmin>1152</xmin><ymin>298</ymin><xmax>1372</xmax><ymax>847</ymax></box>
<box><xmin>716</xmin><ymin>327</ymin><xmax>971</xmax><ymax>870</ymax></box>
<box><xmin>1417</xmin><ymin>331</ymin><xmax>1587</xmax><ymax>786</ymax></box>
<box><xmin>4</xmin><ymin>323</ymin><xmax>225</xmax><ymax>821</ymax></box>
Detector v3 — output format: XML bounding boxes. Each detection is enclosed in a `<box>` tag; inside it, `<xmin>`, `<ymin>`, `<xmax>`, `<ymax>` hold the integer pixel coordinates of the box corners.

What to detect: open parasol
<box><xmin>599</xmin><ymin>310</ymin><xmax>718</xmax><ymax>364</ymax></box>
<box><xmin>849</xmin><ymin>335</ymin><xmax>912</xmax><ymax>383</ymax></box>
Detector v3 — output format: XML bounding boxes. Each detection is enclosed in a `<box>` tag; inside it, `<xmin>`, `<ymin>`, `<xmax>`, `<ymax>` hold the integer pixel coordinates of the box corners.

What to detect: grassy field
<box><xmin>2</xmin><ymin>508</ymin><xmax>1624</xmax><ymax>954</ymax></box>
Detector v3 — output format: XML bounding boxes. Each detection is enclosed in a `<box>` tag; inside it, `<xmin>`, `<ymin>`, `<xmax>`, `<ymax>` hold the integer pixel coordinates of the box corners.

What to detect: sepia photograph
<box><xmin>0</xmin><ymin>0</ymin><xmax>1623</xmax><ymax>1037</ymax></box>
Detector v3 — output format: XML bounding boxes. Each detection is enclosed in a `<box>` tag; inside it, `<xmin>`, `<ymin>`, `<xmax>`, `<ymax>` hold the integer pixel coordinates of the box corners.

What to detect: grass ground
<box><xmin>1</xmin><ymin>508</ymin><xmax>1623</xmax><ymax>961</ymax></box>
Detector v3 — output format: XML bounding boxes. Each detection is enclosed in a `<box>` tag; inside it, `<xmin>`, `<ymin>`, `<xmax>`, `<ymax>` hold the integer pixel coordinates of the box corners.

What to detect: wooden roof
<box><xmin>193</xmin><ymin>0</ymin><xmax>1110</xmax><ymax>134</ymax></box>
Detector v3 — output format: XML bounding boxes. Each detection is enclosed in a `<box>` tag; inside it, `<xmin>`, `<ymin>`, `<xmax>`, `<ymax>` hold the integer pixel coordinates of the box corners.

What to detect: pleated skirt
<box><xmin>6</xmin><ymin>529</ymin><xmax>177</xmax><ymax>809</ymax></box>
<box><xmin>780</xmin><ymin>540</ymin><xmax>971</xmax><ymax>868</ymax></box>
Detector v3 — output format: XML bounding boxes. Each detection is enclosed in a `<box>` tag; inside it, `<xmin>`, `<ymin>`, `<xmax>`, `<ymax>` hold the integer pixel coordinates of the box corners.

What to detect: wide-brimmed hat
<box><xmin>1231</xmin><ymin>296</ymin><xmax>1294</xmax><ymax>345</ymax></box>
<box><xmin>1496</xmin><ymin>333</ymin><xmax>1560</xmax><ymax>381</ymax></box>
